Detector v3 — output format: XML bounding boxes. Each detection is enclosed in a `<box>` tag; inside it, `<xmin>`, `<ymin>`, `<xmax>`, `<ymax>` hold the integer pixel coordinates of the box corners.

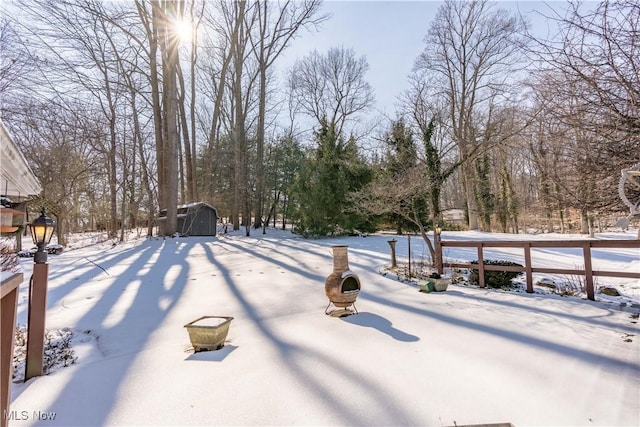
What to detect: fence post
<box><xmin>524</xmin><ymin>243</ymin><xmax>533</xmax><ymax>293</ymax></box>
<box><xmin>407</xmin><ymin>234</ymin><xmax>412</xmax><ymax>278</ymax></box>
<box><xmin>387</xmin><ymin>239</ymin><xmax>397</xmax><ymax>268</ymax></box>
<box><xmin>477</xmin><ymin>243</ymin><xmax>485</xmax><ymax>288</ymax></box>
<box><xmin>25</xmin><ymin>263</ymin><xmax>49</xmax><ymax>380</ymax></box>
<box><xmin>583</xmin><ymin>243</ymin><xmax>595</xmax><ymax>301</ymax></box>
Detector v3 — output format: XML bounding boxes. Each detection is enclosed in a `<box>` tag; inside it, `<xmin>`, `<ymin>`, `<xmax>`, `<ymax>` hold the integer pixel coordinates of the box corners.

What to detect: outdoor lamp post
<box><xmin>25</xmin><ymin>208</ymin><xmax>55</xmax><ymax>380</ymax></box>
<box><xmin>435</xmin><ymin>223</ymin><xmax>443</xmax><ymax>275</ymax></box>
<box><xmin>29</xmin><ymin>208</ymin><xmax>55</xmax><ymax>263</ymax></box>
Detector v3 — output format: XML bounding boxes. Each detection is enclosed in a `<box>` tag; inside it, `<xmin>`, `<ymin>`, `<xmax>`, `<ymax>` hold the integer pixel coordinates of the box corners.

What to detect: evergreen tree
<box><xmin>383</xmin><ymin>119</ymin><xmax>420</xmax><ymax>233</ymax></box>
<box><xmin>422</xmin><ymin>119</ymin><xmax>443</xmax><ymax>228</ymax></box>
<box><xmin>264</xmin><ymin>135</ymin><xmax>305</xmax><ymax>230</ymax></box>
<box><xmin>291</xmin><ymin>119</ymin><xmax>373</xmax><ymax>236</ymax></box>
<box><xmin>475</xmin><ymin>153</ymin><xmax>495</xmax><ymax>230</ymax></box>
<box><xmin>496</xmin><ymin>164</ymin><xmax>515</xmax><ymax>232</ymax></box>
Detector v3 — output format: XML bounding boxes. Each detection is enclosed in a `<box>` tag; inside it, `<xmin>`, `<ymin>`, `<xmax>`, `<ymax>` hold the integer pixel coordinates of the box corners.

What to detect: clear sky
<box><xmin>277</xmin><ymin>1</ymin><xmax>566</xmax><ymax>122</ymax></box>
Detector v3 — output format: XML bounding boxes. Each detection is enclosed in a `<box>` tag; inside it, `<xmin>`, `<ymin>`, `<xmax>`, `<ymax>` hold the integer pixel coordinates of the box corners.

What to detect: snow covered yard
<box><xmin>8</xmin><ymin>230</ymin><xmax>640</xmax><ymax>426</ymax></box>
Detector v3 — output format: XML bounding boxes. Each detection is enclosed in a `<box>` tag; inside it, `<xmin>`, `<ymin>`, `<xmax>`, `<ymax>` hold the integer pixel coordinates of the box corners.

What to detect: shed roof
<box><xmin>159</xmin><ymin>202</ymin><xmax>218</xmax><ymax>218</ymax></box>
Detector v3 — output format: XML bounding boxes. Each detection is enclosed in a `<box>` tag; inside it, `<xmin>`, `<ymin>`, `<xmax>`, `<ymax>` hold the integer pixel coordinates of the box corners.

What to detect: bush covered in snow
<box><xmin>13</xmin><ymin>326</ymin><xmax>77</xmax><ymax>380</ymax></box>
<box><xmin>1</xmin><ymin>239</ymin><xmax>19</xmax><ymax>273</ymax></box>
<box><xmin>469</xmin><ymin>260</ymin><xmax>523</xmax><ymax>289</ymax></box>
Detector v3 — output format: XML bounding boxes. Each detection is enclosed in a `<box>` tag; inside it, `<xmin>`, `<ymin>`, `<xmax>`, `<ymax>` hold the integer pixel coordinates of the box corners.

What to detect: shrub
<box><xmin>468</xmin><ymin>259</ymin><xmax>523</xmax><ymax>289</ymax></box>
<box><xmin>0</xmin><ymin>239</ymin><xmax>19</xmax><ymax>273</ymax></box>
<box><xmin>13</xmin><ymin>326</ymin><xmax>77</xmax><ymax>380</ymax></box>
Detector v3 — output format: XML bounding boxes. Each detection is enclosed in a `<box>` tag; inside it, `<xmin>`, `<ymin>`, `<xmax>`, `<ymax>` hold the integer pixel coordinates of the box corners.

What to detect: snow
<box><xmin>186</xmin><ymin>316</ymin><xmax>233</xmax><ymax>328</ymax></box>
<box><xmin>7</xmin><ymin>229</ymin><xmax>640</xmax><ymax>426</ymax></box>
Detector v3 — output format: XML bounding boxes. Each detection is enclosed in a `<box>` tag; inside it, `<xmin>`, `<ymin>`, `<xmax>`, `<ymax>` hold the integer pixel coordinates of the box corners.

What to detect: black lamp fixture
<box><xmin>435</xmin><ymin>222</ymin><xmax>442</xmax><ymax>239</ymax></box>
<box><xmin>29</xmin><ymin>208</ymin><xmax>55</xmax><ymax>264</ymax></box>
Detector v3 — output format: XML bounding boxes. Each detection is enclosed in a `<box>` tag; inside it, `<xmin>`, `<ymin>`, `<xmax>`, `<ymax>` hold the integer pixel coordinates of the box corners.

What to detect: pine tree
<box><xmin>384</xmin><ymin>119</ymin><xmax>420</xmax><ymax>234</ymax></box>
<box><xmin>291</xmin><ymin>119</ymin><xmax>372</xmax><ymax>236</ymax></box>
<box><xmin>496</xmin><ymin>164</ymin><xmax>514</xmax><ymax>232</ymax></box>
<box><xmin>264</xmin><ymin>135</ymin><xmax>305</xmax><ymax>230</ymax></box>
<box><xmin>475</xmin><ymin>153</ymin><xmax>495</xmax><ymax>231</ymax></box>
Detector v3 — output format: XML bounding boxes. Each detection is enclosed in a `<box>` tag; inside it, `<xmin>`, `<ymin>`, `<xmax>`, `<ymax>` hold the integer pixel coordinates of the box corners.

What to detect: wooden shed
<box><xmin>158</xmin><ymin>202</ymin><xmax>218</xmax><ymax>236</ymax></box>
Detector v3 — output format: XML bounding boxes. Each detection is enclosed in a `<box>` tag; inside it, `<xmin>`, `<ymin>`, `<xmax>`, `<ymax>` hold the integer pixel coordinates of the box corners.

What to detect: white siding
<box><xmin>0</xmin><ymin>119</ymin><xmax>41</xmax><ymax>198</ymax></box>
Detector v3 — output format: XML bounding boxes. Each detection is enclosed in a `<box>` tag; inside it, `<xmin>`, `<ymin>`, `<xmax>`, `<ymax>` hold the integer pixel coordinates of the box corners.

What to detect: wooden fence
<box><xmin>438</xmin><ymin>239</ymin><xmax>640</xmax><ymax>300</ymax></box>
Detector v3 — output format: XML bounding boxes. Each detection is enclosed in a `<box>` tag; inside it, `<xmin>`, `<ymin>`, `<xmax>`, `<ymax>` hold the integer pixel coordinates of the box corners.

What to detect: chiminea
<box><xmin>325</xmin><ymin>245</ymin><xmax>360</xmax><ymax>316</ymax></box>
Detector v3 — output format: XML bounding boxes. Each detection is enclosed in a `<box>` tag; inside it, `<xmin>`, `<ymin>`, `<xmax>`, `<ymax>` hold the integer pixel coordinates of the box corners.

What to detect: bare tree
<box><xmin>352</xmin><ymin>117</ymin><xmax>454</xmax><ymax>262</ymax></box>
<box><xmin>132</xmin><ymin>0</ymin><xmax>182</xmax><ymax>235</ymax></box>
<box><xmin>197</xmin><ymin>0</ymin><xmax>257</xmax><ymax>232</ymax></box>
<box><xmin>134</xmin><ymin>0</ymin><xmax>167</xmax><ymax>229</ymax></box>
<box><xmin>537</xmin><ymin>1</ymin><xmax>639</xmax><ymax>141</ymax></box>
<box><xmin>10</xmin><ymin>101</ymin><xmax>99</xmax><ymax>245</ymax></box>
<box><xmin>288</xmin><ymin>46</ymin><xmax>374</xmax><ymax>137</ymax></box>
<box><xmin>198</xmin><ymin>0</ymin><xmax>238</xmax><ymax>207</ymax></box>
<box><xmin>10</xmin><ymin>0</ymin><xmax>138</xmax><ymax>238</ymax></box>
<box><xmin>0</xmin><ymin>18</ymin><xmax>31</xmax><ymax>96</ymax></box>
<box><xmin>530</xmin><ymin>0</ymin><xmax>640</xmax><ymax>225</ymax></box>
<box><xmin>178</xmin><ymin>0</ymin><xmax>205</xmax><ymax>204</ymax></box>
<box><xmin>413</xmin><ymin>0</ymin><xmax>527</xmax><ymax>230</ymax></box>
<box><xmin>249</xmin><ymin>0</ymin><xmax>326</xmax><ymax>229</ymax></box>
<box><xmin>230</xmin><ymin>0</ymin><xmax>253</xmax><ymax>233</ymax></box>
<box><xmin>5</xmin><ymin>0</ymin><xmax>207</xmax><ymax>239</ymax></box>
<box><xmin>528</xmin><ymin>70</ymin><xmax>619</xmax><ymax>234</ymax></box>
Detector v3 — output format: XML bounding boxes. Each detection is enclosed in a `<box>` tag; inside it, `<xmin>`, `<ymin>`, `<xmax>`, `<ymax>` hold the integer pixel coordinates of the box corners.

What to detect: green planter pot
<box><xmin>419</xmin><ymin>277</ymin><xmax>450</xmax><ymax>293</ymax></box>
<box><xmin>184</xmin><ymin>316</ymin><xmax>233</xmax><ymax>352</ymax></box>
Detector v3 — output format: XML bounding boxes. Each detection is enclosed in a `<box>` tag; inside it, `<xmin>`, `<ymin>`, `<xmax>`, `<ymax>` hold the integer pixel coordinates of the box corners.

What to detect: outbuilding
<box><xmin>442</xmin><ymin>208</ymin><xmax>466</xmax><ymax>226</ymax></box>
<box><xmin>158</xmin><ymin>202</ymin><xmax>218</xmax><ymax>236</ymax></box>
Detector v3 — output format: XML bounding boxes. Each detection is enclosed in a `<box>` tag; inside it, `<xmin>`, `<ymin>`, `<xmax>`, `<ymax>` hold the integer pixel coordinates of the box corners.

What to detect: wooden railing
<box><xmin>1</xmin><ymin>272</ymin><xmax>22</xmax><ymax>427</ymax></box>
<box><xmin>439</xmin><ymin>239</ymin><xmax>640</xmax><ymax>301</ymax></box>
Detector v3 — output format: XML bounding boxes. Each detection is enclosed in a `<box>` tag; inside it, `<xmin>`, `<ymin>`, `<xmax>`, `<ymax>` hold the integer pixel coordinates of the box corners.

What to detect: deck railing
<box><xmin>439</xmin><ymin>239</ymin><xmax>640</xmax><ymax>301</ymax></box>
<box><xmin>1</xmin><ymin>272</ymin><xmax>22</xmax><ymax>427</ymax></box>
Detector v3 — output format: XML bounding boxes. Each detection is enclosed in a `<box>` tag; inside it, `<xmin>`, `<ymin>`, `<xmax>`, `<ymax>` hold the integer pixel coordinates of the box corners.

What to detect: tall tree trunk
<box><xmin>178</xmin><ymin>123</ymin><xmax>185</xmax><ymax>205</ymax></box>
<box><xmin>232</xmin><ymin>1</ymin><xmax>247</xmax><ymax>231</ymax></box>
<box><xmin>462</xmin><ymin>160</ymin><xmax>479</xmax><ymax>230</ymax></box>
<box><xmin>254</xmin><ymin>61</ymin><xmax>266</xmax><ymax>229</ymax></box>
<box><xmin>158</xmin><ymin>0</ymin><xmax>180</xmax><ymax>235</ymax></box>
<box><xmin>108</xmin><ymin>111</ymin><xmax>118</xmax><ymax>238</ymax></box>
<box><xmin>177</xmin><ymin>63</ymin><xmax>194</xmax><ymax>203</ymax></box>
<box><xmin>203</xmin><ymin>4</ymin><xmax>238</xmax><ymax>204</ymax></box>
<box><xmin>189</xmin><ymin>0</ymin><xmax>199</xmax><ymax>202</ymax></box>
<box><xmin>139</xmin><ymin>0</ymin><xmax>166</xmax><ymax>215</ymax></box>
<box><xmin>129</xmin><ymin>86</ymin><xmax>155</xmax><ymax>237</ymax></box>
<box><xmin>249</xmin><ymin>0</ymin><xmax>326</xmax><ymax>228</ymax></box>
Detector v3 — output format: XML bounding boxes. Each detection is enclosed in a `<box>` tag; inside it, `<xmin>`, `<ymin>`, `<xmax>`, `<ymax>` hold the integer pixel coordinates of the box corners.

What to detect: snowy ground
<box><xmin>6</xmin><ymin>229</ymin><xmax>640</xmax><ymax>426</ymax></box>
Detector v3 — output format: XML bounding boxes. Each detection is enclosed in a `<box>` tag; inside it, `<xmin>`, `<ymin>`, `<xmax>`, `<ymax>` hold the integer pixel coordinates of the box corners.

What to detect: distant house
<box><xmin>442</xmin><ymin>208</ymin><xmax>466</xmax><ymax>226</ymax></box>
<box><xmin>158</xmin><ymin>202</ymin><xmax>218</xmax><ymax>236</ymax></box>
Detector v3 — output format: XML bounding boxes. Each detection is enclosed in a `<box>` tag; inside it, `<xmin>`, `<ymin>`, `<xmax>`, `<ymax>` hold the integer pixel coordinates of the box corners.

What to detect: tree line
<box><xmin>0</xmin><ymin>0</ymin><xmax>637</xmax><ymax>249</ymax></box>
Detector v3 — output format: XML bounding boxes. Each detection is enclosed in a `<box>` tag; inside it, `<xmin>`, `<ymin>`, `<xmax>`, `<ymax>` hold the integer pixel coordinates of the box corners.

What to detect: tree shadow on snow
<box><xmin>33</xmin><ymin>238</ymin><xmax>191</xmax><ymax>426</ymax></box>
<box><xmin>200</xmin><ymin>240</ymin><xmax>425</xmax><ymax>426</ymax></box>
<box><xmin>360</xmin><ymin>291</ymin><xmax>640</xmax><ymax>377</ymax></box>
